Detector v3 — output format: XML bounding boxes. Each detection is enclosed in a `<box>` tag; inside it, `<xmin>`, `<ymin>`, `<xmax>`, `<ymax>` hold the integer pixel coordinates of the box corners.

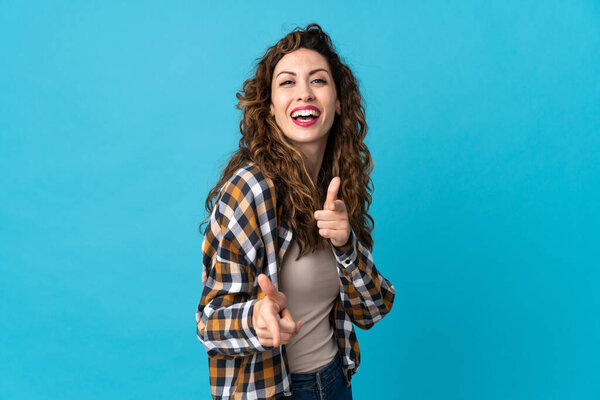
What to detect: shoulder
<box><xmin>218</xmin><ymin>162</ymin><xmax>277</xmax><ymax>215</ymax></box>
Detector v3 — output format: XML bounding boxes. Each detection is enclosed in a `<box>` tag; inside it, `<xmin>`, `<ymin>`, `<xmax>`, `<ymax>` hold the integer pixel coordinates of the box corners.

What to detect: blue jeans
<box><xmin>276</xmin><ymin>356</ymin><xmax>353</xmax><ymax>400</ymax></box>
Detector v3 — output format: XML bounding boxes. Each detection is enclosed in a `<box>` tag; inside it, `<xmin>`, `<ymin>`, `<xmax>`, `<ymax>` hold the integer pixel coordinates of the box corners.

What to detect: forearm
<box><xmin>332</xmin><ymin>229</ymin><xmax>395</xmax><ymax>329</ymax></box>
<box><xmin>196</xmin><ymin>298</ymin><xmax>270</xmax><ymax>357</ymax></box>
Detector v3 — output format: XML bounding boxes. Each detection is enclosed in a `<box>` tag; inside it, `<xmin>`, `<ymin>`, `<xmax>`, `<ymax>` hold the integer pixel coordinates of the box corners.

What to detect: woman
<box><xmin>196</xmin><ymin>23</ymin><xmax>395</xmax><ymax>400</ymax></box>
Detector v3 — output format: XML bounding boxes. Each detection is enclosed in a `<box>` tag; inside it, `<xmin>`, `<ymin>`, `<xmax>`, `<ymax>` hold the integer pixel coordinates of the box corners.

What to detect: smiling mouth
<box><xmin>290</xmin><ymin>107</ymin><xmax>321</xmax><ymax>127</ymax></box>
<box><xmin>291</xmin><ymin>110</ymin><xmax>321</xmax><ymax>122</ymax></box>
<box><xmin>290</xmin><ymin>114</ymin><xmax>320</xmax><ymax>127</ymax></box>
<box><xmin>293</xmin><ymin>115</ymin><xmax>318</xmax><ymax>122</ymax></box>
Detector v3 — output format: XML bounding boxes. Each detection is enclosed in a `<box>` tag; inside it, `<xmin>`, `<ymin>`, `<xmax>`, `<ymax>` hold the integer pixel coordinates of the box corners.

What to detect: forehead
<box><xmin>273</xmin><ymin>48</ymin><xmax>331</xmax><ymax>74</ymax></box>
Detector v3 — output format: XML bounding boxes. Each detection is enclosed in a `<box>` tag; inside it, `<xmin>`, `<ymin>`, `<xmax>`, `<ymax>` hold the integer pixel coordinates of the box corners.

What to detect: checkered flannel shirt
<box><xmin>196</xmin><ymin>163</ymin><xmax>395</xmax><ymax>400</ymax></box>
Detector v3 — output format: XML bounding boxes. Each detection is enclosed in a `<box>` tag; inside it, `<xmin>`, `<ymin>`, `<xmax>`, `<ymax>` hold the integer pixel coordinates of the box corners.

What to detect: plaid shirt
<box><xmin>196</xmin><ymin>163</ymin><xmax>395</xmax><ymax>400</ymax></box>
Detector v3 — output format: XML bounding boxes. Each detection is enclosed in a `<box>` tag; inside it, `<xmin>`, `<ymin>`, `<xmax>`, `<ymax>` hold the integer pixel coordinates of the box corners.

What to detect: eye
<box><xmin>280</xmin><ymin>80</ymin><xmax>293</xmax><ymax>86</ymax></box>
<box><xmin>313</xmin><ymin>78</ymin><xmax>327</xmax><ymax>84</ymax></box>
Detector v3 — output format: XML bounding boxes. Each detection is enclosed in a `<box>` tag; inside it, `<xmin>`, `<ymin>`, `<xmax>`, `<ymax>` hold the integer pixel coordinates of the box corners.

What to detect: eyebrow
<box><xmin>276</xmin><ymin>68</ymin><xmax>331</xmax><ymax>79</ymax></box>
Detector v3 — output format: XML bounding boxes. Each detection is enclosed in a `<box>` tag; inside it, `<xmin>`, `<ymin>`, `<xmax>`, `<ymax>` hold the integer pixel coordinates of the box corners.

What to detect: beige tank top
<box><xmin>279</xmin><ymin>238</ymin><xmax>340</xmax><ymax>373</ymax></box>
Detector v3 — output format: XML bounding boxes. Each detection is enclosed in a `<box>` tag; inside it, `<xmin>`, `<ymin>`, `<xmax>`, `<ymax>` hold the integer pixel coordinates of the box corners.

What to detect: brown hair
<box><xmin>200</xmin><ymin>23</ymin><xmax>375</xmax><ymax>257</ymax></box>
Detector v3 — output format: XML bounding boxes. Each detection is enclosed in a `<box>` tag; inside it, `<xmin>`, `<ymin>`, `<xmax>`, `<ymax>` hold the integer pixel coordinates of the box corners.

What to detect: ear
<box><xmin>335</xmin><ymin>99</ymin><xmax>341</xmax><ymax>115</ymax></box>
<box><xmin>270</xmin><ymin>103</ymin><xmax>275</xmax><ymax>116</ymax></box>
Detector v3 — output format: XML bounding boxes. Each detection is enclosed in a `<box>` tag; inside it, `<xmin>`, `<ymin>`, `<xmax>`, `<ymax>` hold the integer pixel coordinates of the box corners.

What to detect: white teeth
<box><xmin>291</xmin><ymin>109</ymin><xmax>320</xmax><ymax>118</ymax></box>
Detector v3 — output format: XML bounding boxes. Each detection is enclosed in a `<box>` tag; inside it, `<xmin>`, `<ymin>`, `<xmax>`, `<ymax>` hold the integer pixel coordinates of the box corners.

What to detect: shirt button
<box><xmin>344</xmin><ymin>259</ymin><xmax>351</xmax><ymax>265</ymax></box>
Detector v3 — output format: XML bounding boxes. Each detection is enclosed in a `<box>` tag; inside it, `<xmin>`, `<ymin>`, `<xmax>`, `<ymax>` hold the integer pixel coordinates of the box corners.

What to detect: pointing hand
<box><xmin>252</xmin><ymin>274</ymin><xmax>303</xmax><ymax>347</ymax></box>
<box><xmin>314</xmin><ymin>177</ymin><xmax>351</xmax><ymax>250</ymax></box>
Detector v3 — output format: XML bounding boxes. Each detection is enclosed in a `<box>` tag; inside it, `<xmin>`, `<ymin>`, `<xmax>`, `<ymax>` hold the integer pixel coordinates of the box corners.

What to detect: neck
<box><xmin>295</xmin><ymin>134</ymin><xmax>328</xmax><ymax>184</ymax></box>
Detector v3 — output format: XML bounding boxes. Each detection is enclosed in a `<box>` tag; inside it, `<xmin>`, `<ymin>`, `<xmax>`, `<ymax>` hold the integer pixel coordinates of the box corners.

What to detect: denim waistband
<box><xmin>289</xmin><ymin>355</ymin><xmax>342</xmax><ymax>386</ymax></box>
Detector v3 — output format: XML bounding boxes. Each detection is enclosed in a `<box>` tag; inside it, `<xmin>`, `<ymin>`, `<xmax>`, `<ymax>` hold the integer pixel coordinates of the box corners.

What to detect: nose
<box><xmin>296</xmin><ymin>81</ymin><xmax>314</xmax><ymax>102</ymax></box>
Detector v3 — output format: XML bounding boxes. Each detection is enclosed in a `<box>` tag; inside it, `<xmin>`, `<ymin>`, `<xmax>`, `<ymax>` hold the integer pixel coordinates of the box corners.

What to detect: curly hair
<box><xmin>200</xmin><ymin>23</ymin><xmax>375</xmax><ymax>258</ymax></box>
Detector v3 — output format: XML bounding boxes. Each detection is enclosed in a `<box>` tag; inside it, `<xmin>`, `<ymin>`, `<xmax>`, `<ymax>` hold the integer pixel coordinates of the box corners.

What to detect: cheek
<box><xmin>325</xmin><ymin>91</ymin><xmax>338</xmax><ymax>114</ymax></box>
<box><xmin>328</xmin><ymin>100</ymin><xmax>338</xmax><ymax>120</ymax></box>
<box><xmin>274</xmin><ymin>105</ymin><xmax>286</xmax><ymax>121</ymax></box>
<box><xmin>271</xmin><ymin>96</ymin><xmax>285</xmax><ymax>117</ymax></box>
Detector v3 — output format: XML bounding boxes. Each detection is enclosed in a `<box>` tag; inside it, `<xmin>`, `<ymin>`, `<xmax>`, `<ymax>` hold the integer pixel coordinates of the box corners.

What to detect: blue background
<box><xmin>1</xmin><ymin>1</ymin><xmax>599</xmax><ymax>399</ymax></box>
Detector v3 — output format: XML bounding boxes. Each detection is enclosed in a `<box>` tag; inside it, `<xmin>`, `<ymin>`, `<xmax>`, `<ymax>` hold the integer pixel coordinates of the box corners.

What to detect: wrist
<box><xmin>333</xmin><ymin>238</ymin><xmax>352</xmax><ymax>252</ymax></box>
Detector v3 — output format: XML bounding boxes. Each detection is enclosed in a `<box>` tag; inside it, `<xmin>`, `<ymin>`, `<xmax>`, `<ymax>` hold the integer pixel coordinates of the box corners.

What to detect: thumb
<box><xmin>257</xmin><ymin>274</ymin><xmax>286</xmax><ymax>309</ymax></box>
<box><xmin>281</xmin><ymin>308</ymin><xmax>303</xmax><ymax>333</ymax></box>
<box><xmin>324</xmin><ymin>177</ymin><xmax>340</xmax><ymax>211</ymax></box>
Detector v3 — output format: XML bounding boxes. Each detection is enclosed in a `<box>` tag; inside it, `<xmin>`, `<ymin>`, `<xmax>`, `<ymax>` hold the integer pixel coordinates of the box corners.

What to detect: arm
<box><xmin>332</xmin><ymin>228</ymin><xmax>395</xmax><ymax>330</ymax></box>
<box><xmin>195</xmin><ymin>175</ymin><xmax>269</xmax><ymax>358</ymax></box>
<box><xmin>315</xmin><ymin>177</ymin><xmax>395</xmax><ymax>330</ymax></box>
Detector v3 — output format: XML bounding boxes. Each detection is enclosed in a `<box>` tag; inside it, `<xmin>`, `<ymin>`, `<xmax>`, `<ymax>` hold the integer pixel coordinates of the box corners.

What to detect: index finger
<box><xmin>324</xmin><ymin>177</ymin><xmax>340</xmax><ymax>210</ymax></box>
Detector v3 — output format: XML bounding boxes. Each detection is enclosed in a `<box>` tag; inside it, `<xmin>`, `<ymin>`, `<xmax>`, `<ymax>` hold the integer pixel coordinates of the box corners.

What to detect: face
<box><xmin>270</xmin><ymin>48</ymin><xmax>341</xmax><ymax>152</ymax></box>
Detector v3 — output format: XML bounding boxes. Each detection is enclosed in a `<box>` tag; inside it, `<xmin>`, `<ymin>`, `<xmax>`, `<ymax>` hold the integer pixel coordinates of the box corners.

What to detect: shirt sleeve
<box><xmin>331</xmin><ymin>228</ymin><xmax>396</xmax><ymax>330</ymax></box>
<box><xmin>196</xmin><ymin>175</ymin><xmax>270</xmax><ymax>358</ymax></box>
